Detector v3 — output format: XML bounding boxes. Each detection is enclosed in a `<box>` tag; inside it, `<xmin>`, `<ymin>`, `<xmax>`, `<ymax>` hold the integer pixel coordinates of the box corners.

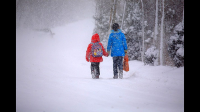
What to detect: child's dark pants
<box><xmin>113</xmin><ymin>56</ymin><xmax>123</xmax><ymax>76</ymax></box>
<box><xmin>91</xmin><ymin>62</ymin><xmax>100</xmax><ymax>75</ymax></box>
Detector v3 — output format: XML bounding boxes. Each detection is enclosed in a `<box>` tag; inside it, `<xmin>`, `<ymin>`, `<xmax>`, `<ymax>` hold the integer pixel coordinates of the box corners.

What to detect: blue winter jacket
<box><xmin>107</xmin><ymin>29</ymin><xmax>128</xmax><ymax>57</ymax></box>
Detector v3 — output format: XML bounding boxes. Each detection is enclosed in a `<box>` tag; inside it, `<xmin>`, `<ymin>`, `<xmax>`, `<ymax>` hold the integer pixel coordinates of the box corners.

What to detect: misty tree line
<box><xmin>93</xmin><ymin>0</ymin><xmax>184</xmax><ymax>67</ymax></box>
<box><xmin>16</xmin><ymin>0</ymin><xmax>94</xmax><ymax>29</ymax></box>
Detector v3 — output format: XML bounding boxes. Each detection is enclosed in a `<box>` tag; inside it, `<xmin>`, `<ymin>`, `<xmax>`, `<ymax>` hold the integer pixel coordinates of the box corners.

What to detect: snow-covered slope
<box><xmin>16</xmin><ymin>18</ymin><xmax>184</xmax><ymax>112</ymax></box>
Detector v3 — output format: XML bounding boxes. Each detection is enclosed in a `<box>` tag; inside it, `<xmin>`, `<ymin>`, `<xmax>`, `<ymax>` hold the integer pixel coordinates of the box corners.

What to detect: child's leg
<box><xmin>93</xmin><ymin>62</ymin><xmax>100</xmax><ymax>79</ymax></box>
<box><xmin>91</xmin><ymin>62</ymin><xmax>95</xmax><ymax>73</ymax></box>
<box><xmin>117</xmin><ymin>56</ymin><xmax>123</xmax><ymax>71</ymax></box>
<box><xmin>118</xmin><ymin>56</ymin><xmax>123</xmax><ymax>79</ymax></box>
<box><xmin>91</xmin><ymin>62</ymin><xmax>95</xmax><ymax>79</ymax></box>
<box><xmin>91</xmin><ymin>62</ymin><xmax>100</xmax><ymax>78</ymax></box>
<box><xmin>94</xmin><ymin>62</ymin><xmax>100</xmax><ymax>76</ymax></box>
<box><xmin>113</xmin><ymin>57</ymin><xmax>118</xmax><ymax>78</ymax></box>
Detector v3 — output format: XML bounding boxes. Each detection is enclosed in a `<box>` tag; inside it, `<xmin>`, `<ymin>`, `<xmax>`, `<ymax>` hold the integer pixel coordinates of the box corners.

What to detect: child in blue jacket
<box><xmin>107</xmin><ymin>23</ymin><xmax>128</xmax><ymax>79</ymax></box>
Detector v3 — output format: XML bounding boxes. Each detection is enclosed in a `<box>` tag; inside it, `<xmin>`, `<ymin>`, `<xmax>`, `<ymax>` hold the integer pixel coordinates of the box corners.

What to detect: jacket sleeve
<box><xmin>121</xmin><ymin>33</ymin><xmax>128</xmax><ymax>50</ymax></box>
<box><xmin>107</xmin><ymin>34</ymin><xmax>112</xmax><ymax>52</ymax></box>
<box><xmin>86</xmin><ymin>44</ymin><xmax>92</xmax><ymax>59</ymax></box>
<box><xmin>99</xmin><ymin>43</ymin><xmax>108</xmax><ymax>56</ymax></box>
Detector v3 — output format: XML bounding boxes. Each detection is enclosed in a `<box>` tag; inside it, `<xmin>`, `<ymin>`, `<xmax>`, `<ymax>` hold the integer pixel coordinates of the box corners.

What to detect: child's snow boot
<box><xmin>91</xmin><ymin>71</ymin><xmax>95</xmax><ymax>79</ymax></box>
<box><xmin>119</xmin><ymin>70</ymin><xmax>123</xmax><ymax>79</ymax></box>
<box><xmin>113</xmin><ymin>75</ymin><xmax>118</xmax><ymax>79</ymax></box>
<box><xmin>95</xmin><ymin>75</ymin><xmax>99</xmax><ymax>79</ymax></box>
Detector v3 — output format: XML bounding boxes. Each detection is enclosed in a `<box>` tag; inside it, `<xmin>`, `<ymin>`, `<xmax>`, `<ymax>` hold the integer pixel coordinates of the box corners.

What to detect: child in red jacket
<box><xmin>86</xmin><ymin>33</ymin><xmax>108</xmax><ymax>79</ymax></box>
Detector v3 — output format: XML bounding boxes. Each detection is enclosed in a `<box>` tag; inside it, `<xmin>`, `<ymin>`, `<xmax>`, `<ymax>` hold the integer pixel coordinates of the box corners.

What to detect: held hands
<box><xmin>107</xmin><ymin>51</ymin><xmax>110</xmax><ymax>57</ymax></box>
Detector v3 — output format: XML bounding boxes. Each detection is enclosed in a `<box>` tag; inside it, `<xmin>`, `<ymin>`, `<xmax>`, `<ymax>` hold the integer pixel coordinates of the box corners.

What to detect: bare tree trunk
<box><xmin>154</xmin><ymin>0</ymin><xmax>158</xmax><ymax>45</ymax></box>
<box><xmin>107</xmin><ymin>0</ymin><xmax>114</xmax><ymax>36</ymax></box>
<box><xmin>111</xmin><ymin>0</ymin><xmax>117</xmax><ymax>25</ymax></box>
<box><xmin>160</xmin><ymin>0</ymin><xmax>165</xmax><ymax>66</ymax></box>
<box><xmin>107</xmin><ymin>0</ymin><xmax>116</xmax><ymax>35</ymax></box>
<box><xmin>121</xmin><ymin>0</ymin><xmax>126</xmax><ymax>30</ymax></box>
<box><xmin>140</xmin><ymin>0</ymin><xmax>145</xmax><ymax>63</ymax></box>
<box><xmin>153</xmin><ymin>0</ymin><xmax>159</xmax><ymax>66</ymax></box>
<box><xmin>106</xmin><ymin>0</ymin><xmax>116</xmax><ymax>48</ymax></box>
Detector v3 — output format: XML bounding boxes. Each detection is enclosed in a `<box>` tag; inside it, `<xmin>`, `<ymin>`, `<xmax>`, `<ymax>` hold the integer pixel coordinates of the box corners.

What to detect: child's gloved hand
<box><xmin>124</xmin><ymin>50</ymin><xmax>128</xmax><ymax>55</ymax></box>
<box><xmin>107</xmin><ymin>51</ymin><xmax>110</xmax><ymax>57</ymax></box>
<box><xmin>86</xmin><ymin>57</ymin><xmax>89</xmax><ymax>62</ymax></box>
<box><xmin>105</xmin><ymin>53</ymin><xmax>109</xmax><ymax>57</ymax></box>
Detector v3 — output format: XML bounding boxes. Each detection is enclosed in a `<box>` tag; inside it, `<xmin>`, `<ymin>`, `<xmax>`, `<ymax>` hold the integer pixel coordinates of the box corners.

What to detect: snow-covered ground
<box><xmin>16</xmin><ymin>19</ymin><xmax>184</xmax><ymax>112</ymax></box>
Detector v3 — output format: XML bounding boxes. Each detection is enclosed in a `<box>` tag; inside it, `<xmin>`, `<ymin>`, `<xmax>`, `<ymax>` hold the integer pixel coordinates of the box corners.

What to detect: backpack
<box><xmin>91</xmin><ymin>42</ymin><xmax>103</xmax><ymax>57</ymax></box>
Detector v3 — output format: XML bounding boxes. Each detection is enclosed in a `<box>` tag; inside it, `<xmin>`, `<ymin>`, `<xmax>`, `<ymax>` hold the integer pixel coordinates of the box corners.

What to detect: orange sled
<box><xmin>123</xmin><ymin>55</ymin><xmax>129</xmax><ymax>72</ymax></box>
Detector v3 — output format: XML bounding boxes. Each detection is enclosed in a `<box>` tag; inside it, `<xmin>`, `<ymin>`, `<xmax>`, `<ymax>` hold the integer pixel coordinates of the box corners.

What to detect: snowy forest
<box><xmin>16</xmin><ymin>0</ymin><xmax>184</xmax><ymax>112</ymax></box>
<box><xmin>16</xmin><ymin>0</ymin><xmax>184</xmax><ymax>67</ymax></box>
<box><xmin>93</xmin><ymin>0</ymin><xmax>184</xmax><ymax>67</ymax></box>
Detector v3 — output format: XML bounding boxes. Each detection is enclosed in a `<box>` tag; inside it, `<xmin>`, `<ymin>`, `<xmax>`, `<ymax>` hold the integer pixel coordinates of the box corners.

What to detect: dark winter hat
<box><xmin>112</xmin><ymin>23</ymin><xmax>119</xmax><ymax>31</ymax></box>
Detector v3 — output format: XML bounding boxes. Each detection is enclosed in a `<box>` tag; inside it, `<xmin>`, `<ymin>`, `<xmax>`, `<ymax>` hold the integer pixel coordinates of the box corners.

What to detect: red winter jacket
<box><xmin>86</xmin><ymin>33</ymin><xmax>108</xmax><ymax>62</ymax></box>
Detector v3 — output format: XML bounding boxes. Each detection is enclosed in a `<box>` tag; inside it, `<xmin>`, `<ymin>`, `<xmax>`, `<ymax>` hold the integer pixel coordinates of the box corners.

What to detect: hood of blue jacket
<box><xmin>110</xmin><ymin>29</ymin><xmax>122</xmax><ymax>33</ymax></box>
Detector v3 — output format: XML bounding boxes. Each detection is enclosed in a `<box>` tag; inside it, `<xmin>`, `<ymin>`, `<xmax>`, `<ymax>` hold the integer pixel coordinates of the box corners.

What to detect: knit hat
<box><xmin>112</xmin><ymin>23</ymin><xmax>119</xmax><ymax>31</ymax></box>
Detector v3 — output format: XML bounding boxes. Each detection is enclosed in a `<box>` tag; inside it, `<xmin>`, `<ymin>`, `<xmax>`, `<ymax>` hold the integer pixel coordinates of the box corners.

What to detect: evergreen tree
<box><xmin>121</xmin><ymin>0</ymin><xmax>143</xmax><ymax>61</ymax></box>
<box><xmin>144</xmin><ymin>46</ymin><xmax>159</xmax><ymax>66</ymax></box>
<box><xmin>93</xmin><ymin>0</ymin><xmax>112</xmax><ymax>48</ymax></box>
<box><xmin>93</xmin><ymin>0</ymin><xmax>184</xmax><ymax>67</ymax></box>
<box><xmin>168</xmin><ymin>22</ymin><xmax>184</xmax><ymax>67</ymax></box>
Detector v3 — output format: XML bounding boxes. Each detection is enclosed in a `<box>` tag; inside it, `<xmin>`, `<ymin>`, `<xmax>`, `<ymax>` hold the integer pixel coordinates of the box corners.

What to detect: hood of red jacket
<box><xmin>91</xmin><ymin>33</ymin><xmax>100</xmax><ymax>43</ymax></box>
